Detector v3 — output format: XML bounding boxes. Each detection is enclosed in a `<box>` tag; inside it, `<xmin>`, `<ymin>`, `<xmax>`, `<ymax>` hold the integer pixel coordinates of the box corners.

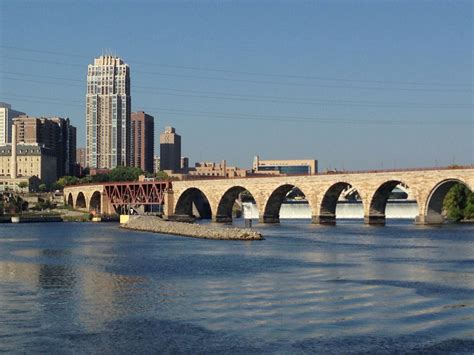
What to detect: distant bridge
<box><xmin>64</xmin><ymin>166</ymin><xmax>474</xmax><ymax>225</ymax></box>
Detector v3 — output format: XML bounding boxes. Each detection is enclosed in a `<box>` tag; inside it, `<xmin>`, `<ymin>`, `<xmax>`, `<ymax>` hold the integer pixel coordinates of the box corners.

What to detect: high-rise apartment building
<box><xmin>76</xmin><ymin>148</ymin><xmax>86</xmax><ymax>169</ymax></box>
<box><xmin>86</xmin><ymin>55</ymin><xmax>131</xmax><ymax>169</ymax></box>
<box><xmin>159</xmin><ymin>127</ymin><xmax>181</xmax><ymax>171</ymax></box>
<box><xmin>50</xmin><ymin>117</ymin><xmax>76</xmax><ymax>177</ymax></box>
<box><xmin>13</xmin><ymin>115</ymin><xmax>77</xmax><ymax>178</ymax></box>
<box><xmin>131</xmin><ymin>111</ymin><xmax>154</xmax><ymax>173</ymax></box>
<box><xmin>0</xmin><ymin>103</ymin><xmax>25</xmax><ymax>144</ymax></box>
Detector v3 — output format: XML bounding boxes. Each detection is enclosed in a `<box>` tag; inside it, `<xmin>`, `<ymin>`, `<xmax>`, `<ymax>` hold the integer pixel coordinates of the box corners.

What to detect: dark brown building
<box><xmin>159</xmin><ymin>126</ymin><xmax>181</xmax><ymax>172</ymax></box>
<box><xmin>75</xmin><ymin>148</ymin><xmax>86</xmax><ymax>176</ymax></box>
<box><xmin>14</xmin><ymin>115</ymin><xmax>41</xmax><ymax>144</ymax></box>
<box><xmin>131</xmin><ymin>111</ymin><xmax>154</xmax><ymax>173</ymax></box>
<box><xmin>13</xmin><ymin>115</ymin><xmax>77</xmax><ymax>179</ymax></box>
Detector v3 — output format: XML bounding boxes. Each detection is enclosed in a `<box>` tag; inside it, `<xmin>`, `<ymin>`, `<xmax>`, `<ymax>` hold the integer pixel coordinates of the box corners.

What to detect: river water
<box><xmin>0</xmin><ymin>221</ymin><xmax>473</xmax><ymax>353</ymax></box>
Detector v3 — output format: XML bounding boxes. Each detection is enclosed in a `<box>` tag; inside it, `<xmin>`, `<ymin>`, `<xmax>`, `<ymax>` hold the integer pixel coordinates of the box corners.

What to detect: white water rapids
<box><xmin>242</xmin><ymin>201</ymin><xmax>419</xmax><ymax>219</ymax></box>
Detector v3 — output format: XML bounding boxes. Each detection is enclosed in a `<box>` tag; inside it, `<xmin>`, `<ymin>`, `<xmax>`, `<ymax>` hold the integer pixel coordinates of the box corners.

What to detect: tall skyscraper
<box><xmin>159</xmin><ymin>127</ymin><xmax>181</xmax><ymax>171</ymax></box>
<box><xmin>86</xmin><ymin>55</ymin><xmax>131</xmax><ymax>169</ymax></box>
<box><xmin>131</xmin><ymin>111</ymin><xmax>154</xmax><ymax>173</ymax></box>
<box><xmin>0</xmin><ymin>102</ymin><xmax>25</xmax><ymax>144</ymax></box>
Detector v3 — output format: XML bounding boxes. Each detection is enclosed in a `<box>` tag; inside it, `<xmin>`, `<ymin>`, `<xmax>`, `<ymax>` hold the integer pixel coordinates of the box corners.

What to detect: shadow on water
<box><xmin>14</xmin><ymin>317</ymin><xmax>474</xmax><ymax>354</ymax></box>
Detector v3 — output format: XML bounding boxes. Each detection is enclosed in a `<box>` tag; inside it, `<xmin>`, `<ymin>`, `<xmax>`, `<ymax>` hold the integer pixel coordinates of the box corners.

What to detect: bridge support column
<box><xmin>163</xmin><ymin>189</ymin><xmax>174</xmax><ymax>219</ymax></box>
<box><xmin>213</xmin><ymin>215</ymin><xmax>233</xmax><ymax>223</ymax></box>
<box><xmin>259</xmin><ymin>214</ymin><xmax>280</xmax><ymax>224</ymax></box>
<box><xmin>364</xmin><ymin>214</ymin><xmax>386</xmax><ymax>225</ymax></box>
<box><xmin>312</xmin><ymin>214</ymin><xmax>336</xmax><ymax>225</ymax></box>
<box><xmin>415</xmin><ymin>213</ymin><xmax>444</xmax><ymax>225</ymax></box>
<box><xmin>101</xmin><ymin>195</ymin><xmax>115</xmax><ymax>215</ymax></box>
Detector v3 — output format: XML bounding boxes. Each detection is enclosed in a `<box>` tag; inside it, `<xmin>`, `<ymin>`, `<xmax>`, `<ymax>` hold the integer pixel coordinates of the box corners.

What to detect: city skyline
<box><xmin>0</xmin><ymin>1</ymin><xmax>472</xmax><ymax>171</ymax></box>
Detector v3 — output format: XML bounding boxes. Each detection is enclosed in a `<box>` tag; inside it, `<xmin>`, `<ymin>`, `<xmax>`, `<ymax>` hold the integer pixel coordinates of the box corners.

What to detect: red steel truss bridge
<box><xmin>104</xmin><ymin>180</ymin><xmax>172</xmax><ymax>211</ymax></box>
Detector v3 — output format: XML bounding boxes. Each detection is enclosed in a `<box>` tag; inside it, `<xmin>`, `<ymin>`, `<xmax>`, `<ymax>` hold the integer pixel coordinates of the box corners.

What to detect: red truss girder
<box><xmin>104</xmin><ymin>181</ymin><xmax>172</xmax><ymax>208</ymax></box>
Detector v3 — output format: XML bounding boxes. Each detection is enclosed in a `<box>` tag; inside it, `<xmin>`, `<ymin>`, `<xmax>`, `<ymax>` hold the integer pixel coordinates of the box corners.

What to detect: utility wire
<box><xmin>1</xmin><ymin>72</ymin><xmax>471</xmax><ymax>109</ymax></box>
<box><xmin>1</xmin><ymin>93</ymin><xmax>470</xmax><ymax>126</ymax></box>
<box><xmin>1</xmin><ymin>44</ymin><xmax>471</xmax><ymax>87</ymax></box>
<box><xmin>2</xmin><ymin>54</ymin><xmax>470</xmax><ymax>93</ymax></box>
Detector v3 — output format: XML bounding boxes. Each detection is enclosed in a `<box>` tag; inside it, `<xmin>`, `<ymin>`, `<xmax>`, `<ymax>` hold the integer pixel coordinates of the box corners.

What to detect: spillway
<box><xmin>242</xmin><ymin>200</ymin><xmax>418</xmax><ymax>219</ymax></box>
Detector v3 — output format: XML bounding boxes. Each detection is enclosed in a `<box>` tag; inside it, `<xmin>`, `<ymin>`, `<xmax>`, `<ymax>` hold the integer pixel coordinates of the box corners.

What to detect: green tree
<box><xmin>7</xmin><ymin>195</ymin><xmax>27</xmax><ymax>214</ymax></box>
<box><xmin>443</xmin><ymin>183</ymin><xmax>473</xmax><ymax>221</ymax></box>
<box><xmin>34</xmin><ymin>198</ymin><xmax>52</xmax><ymax>211</ymax></box>
<box><xmin>51</xmin><ymin>182</ymin><xmax>62</xmax><ymax>191</ymax></box>
<box><xmin>108</xmin><ymin>166</ymin><xmax>144</xmax><ymax>182</ymax></box>
<box><xmin>91</xmin><ymin>173</ymin><xmax>110</xmax><ymax>183</ymax></box>
<box><xmin>79</xmin><ymin>176</ymin><xmax>93</xmax><ymax>184</ymax></box>
<box><xmin>154</xmin><ymin>170</ymin><xmax>169</xmax><ymax>180</ymax></box>
<box><xmin>464</xmin><ymin>191</ymin><xmax>474</xmax><ymax>220</ymax></box>
<box><xmin>39</xmin><ymin>184</ymin><xmax>47</xmax><ymax>193</ymax></box>
<box><xmin>56</xmin><ymin>176</ymin><xmax>80</xmax><ymax>189</ymax></box>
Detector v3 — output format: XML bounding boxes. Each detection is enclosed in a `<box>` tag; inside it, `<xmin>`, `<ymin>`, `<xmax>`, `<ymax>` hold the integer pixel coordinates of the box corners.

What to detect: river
<box><xmin>0</xmin><ymin>221</ymin><xmax>473</xmax><ymax>353</ymax></box>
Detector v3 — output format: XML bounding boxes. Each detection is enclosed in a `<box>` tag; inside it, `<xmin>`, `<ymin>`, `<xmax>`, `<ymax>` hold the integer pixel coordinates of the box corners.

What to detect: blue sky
<box><xmin>0</xmin><ymin>0</ymin><xmax>472</xmax><ymax>171</ymax></box>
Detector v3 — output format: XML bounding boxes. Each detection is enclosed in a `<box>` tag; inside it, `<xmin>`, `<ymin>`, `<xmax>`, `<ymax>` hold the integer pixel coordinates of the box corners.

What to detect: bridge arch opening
<box><xmin>316</xmin><ymin>182</ymin><xmax>363</xmax><ymax>225</ymax></box>
<box><xmin>89</xmin><ymin>191</ymin><xmax>101</xmax><ymax>213</ymax></box>
<box><xmin>424</xmin><ymin>179</ymin><xmax>474</xmax><ymax>224</ymax></box>
<box><xmin>67</xmin><ymin>193</ymin><xmax>74</xmax><ymax>207</ymax></box>
<box><xmin>75</xmin><ymin>192</ymin><xmax>86</xmax><ymax>210</ymax></box>
<box><xmin>175</xmin><ymin>188</ymin><xmax>212</xmax><ymax>220</ymax></box>
<box><xmin>367</xmin><ymin>180</ymin><xmax>417</xmax><ymax>225</ymax></box>
<box><xmin>262</xmin><ymin>184</ymin><xmax>310</xmax><ymax>223</ymax></box>
<box><xmin>215</xmin><ymin>186</ymin><xmax>257</xmax><ymax>223</ymax></box>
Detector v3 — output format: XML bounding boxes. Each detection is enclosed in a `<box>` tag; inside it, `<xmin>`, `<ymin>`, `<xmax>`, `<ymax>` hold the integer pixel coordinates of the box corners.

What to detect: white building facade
<box><xmin>0</xmin><ymin>102</ymin><xmax>25</xmax><ymax>145</ymax></box>
<box><xmin>86</xmin><ymin>55</ymin><xmax>131</xmax><ymax>169</ymax></box>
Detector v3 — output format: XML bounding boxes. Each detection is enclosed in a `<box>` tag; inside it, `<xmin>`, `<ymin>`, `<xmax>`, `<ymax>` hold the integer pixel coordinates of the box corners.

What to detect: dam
<box><xmin>242</xmin><ymin>200</ymin><xmax>419</xmax><ymax>220</ymax></box>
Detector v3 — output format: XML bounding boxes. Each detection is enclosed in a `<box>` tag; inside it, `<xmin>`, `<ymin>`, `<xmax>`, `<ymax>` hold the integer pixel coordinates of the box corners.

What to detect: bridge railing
<box><xmin>63</xmin><ymin>164</ymin><xmax>474</xmax><ymax>187</ymax></box>
<box><xmin>177</xmin><ymin>164</ymin><xmax>474</xmax><ymax>182</ymax></box>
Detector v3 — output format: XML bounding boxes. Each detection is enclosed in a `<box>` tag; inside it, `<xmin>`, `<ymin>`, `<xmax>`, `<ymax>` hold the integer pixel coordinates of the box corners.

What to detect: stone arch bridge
<box><xmin>64</xmin><ymin>167</ymin><xmax>474</xmax><ymax>225</ymax></box>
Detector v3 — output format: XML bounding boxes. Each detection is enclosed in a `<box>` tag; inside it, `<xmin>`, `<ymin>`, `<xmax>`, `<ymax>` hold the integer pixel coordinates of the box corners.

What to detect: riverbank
<box><xmin>121</xmin><ymin>215</ymin><xmax>263</xmax><ymax>240</ymax></box>
<box><xmin>0</xmin><ymin>211</ymin><xmax>118</xmax><ymax>223</ymax></box>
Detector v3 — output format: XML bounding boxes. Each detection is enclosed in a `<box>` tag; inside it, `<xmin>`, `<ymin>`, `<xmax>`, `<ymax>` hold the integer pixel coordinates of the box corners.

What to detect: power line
<box><xmin>2</xmin><ymin>55</ymin><xmax>470</xmax><ymax>93</ymax></box>
<box><xmin>1</xmin><ymin>71</ymin><xmax>471</xmax><ymax>109</ymax></box>
<box><xmin>2</xmin><ymin>92</ymin><xmax>470</xmax><ymax>126</ymax></box>
<box><xmin>1</xmin><ymin>44</ymin><xmax>471</xmax><ymax>87</ymax></box>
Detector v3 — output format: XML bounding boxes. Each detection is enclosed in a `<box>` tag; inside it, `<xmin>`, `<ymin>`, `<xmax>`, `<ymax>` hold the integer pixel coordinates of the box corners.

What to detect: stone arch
<box><xmin>367</xmin><ymin>180</ymin><xmax>418</xmax><ymax>225</ymax></box>
<box><xmin>67</xmin><ymin>193</ymin><xmax>74</xmax><ymax>207</ymax></box>
<box><xmin>174</xmin><ymin>187</ymin><xmax>212</xmax><ymax>220</ymax></box>
<box><xmin>215</xmin><ymin>186</ymin><xmax>257</xmax><ymax>223</ymax></box>
<box><xmin>75</xmin><ymin>192</ymin><xmax>86</xmax><ymax>210</ymax></box>
<box><xmin>89</xmin><ymin>191</ymin><xmax>101</xmax><ymax>213</ymax></box>
<box><xmin>422</xmin><ymin>178</ymin><xmax>472</xmax><ymax>224</ymax></box>
<box><xmin>261</xmin><ymin>184</ymin><xmax>311</xmax><ymax>223</ymax></box>
<box><xmin>315</xmin><ymin>181</ymin><xmax>364</xmax><ymax>225</ymax></box>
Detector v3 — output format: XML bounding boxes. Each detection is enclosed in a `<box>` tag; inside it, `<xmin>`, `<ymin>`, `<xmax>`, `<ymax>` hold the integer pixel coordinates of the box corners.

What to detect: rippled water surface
<box><xmin>0</xmin><ymin>221</ymin><xmax>473</xmax><ymax>353</ymax></box>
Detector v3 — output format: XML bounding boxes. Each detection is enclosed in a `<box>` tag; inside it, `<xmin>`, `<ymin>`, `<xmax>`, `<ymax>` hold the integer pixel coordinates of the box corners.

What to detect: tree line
<box><xmin>54</xmin><ymin>166</ymin><xmax>169</xmax><ymax>189</ymax></box>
